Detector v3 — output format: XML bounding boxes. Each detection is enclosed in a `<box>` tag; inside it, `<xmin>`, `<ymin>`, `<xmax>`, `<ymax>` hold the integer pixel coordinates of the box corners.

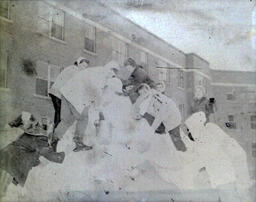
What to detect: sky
<box><xmin>100</xmin><ymin>0</ymin><xmax>256</xmax><ymax>71</ymax></box>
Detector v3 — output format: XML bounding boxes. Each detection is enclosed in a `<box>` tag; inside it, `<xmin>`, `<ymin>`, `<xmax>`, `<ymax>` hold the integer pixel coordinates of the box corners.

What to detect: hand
<box><xmin>133</xmin><ymin>113</ymin><xmax>142</xmax><ymax>120</ymax></box>
<box><xmin>115</xmin><ymin>92</ymin><xmax>124</xmax><ymax>96</ymax></box>
<box><xmin>94</xmin><ymin>120</ymin><xmax>100</xmax><ymax>128</ymax></box>
<box><xmin>103</xmin><ymin>85</ymin><xmax>108</xmax><ymax>90</ymax></box>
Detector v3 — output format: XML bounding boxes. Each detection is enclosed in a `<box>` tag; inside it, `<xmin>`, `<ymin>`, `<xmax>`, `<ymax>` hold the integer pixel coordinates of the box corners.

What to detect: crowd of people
<box><xmin>2</xmin><ymin>57</ymin><xmax>254</xmax><ymax>202</ymax></box>
<box><xmin>1</xmin><ymin>56</ymin><xmax>217</xmax><ymax>187</ymax></box>
<box><xmin>47</xmin><ymin>56</ymin><xmax>216</xmax><ymax>154</ymax></box>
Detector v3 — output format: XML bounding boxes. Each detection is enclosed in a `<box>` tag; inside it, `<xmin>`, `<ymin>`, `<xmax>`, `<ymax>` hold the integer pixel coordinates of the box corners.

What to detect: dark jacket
<box><xmin>122</xmin><ymin>67</ymin><xmax>155</xmax><ymax>103</ymax></box>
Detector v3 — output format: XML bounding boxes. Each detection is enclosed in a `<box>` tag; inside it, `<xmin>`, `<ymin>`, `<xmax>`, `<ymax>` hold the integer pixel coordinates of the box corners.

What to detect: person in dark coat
<box><xmin>190</xmin><ymin>86</ymin><xmax>216</xmax><ymax>124</ymax></box>
<box><xmin>0</xmin><ymin>112</ymin><xmax>65</xmax><ymax>186</ymax></box>
<box><xmin>122</xmin><ymin>59</ymin><xmax>155</xmax><ymax>104</ymax></box>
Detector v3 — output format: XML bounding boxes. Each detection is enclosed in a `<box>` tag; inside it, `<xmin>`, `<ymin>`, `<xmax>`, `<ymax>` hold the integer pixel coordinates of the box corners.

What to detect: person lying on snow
<box><xmin>50</xmin><ymin>61</ymin><xmax>121</xmax><ymax>153</ymax></box>
<box><xmin>132</xmin><ymin>83</ymin><xmax>187</xmax><ymax>152</ymax></box>
<box><xmin>0</xmin><ymin>111</ymin><xmax>64</xmax><ymax>186</ymax></box>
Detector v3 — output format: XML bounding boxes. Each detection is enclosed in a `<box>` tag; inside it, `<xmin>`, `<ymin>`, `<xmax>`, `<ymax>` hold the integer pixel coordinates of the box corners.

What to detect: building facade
<box><xmin>210</xmin><ymin>71</ymin><xmax>256</xmax><ymax>179</ymax></box>
<box><xmin>0</xmin><ymin>0</ymin><xmax>255</xmax><ymax>178</ymax></box>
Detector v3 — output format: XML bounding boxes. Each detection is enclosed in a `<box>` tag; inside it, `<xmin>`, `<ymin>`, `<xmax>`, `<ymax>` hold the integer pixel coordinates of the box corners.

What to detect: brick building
<box><xmin>211</xmin><ymin>70</ymin><xmax>256</xmax><ymax>179</ymax></box>
<box><xmin>0</xmin><ymin>0</ymin><xmax>255</xmax><ymax>178</ymax></box>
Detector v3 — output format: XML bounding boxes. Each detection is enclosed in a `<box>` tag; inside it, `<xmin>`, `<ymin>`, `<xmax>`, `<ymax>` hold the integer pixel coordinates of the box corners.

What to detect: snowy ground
<box><xmin>2</xmin><ymin>86</ymin><xmax>255</xmax><ymax>202</ymax></box>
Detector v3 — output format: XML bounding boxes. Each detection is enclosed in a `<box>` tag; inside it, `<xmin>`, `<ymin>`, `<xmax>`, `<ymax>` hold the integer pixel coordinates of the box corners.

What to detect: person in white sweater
<box><xmin>48</xmin><ymin>57</ymin><xmax>89</xmax><ymax>130</ymax></box>
<box><xmin>52</xmin><ymin>60</ymin><xmax>120</xmax><ymax>152</ymax></box>
<box><xmin>132</xmin><ymin>83</ymin><xmax>186</xmax><ymax>151</ymax></box>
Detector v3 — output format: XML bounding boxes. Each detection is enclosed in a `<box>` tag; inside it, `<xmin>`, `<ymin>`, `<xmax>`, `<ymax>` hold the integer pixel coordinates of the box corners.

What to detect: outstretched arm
<box><xmin>132</xmin><ymin>94</ymin><xmax>149</xmax><ymax>120</ymax></box>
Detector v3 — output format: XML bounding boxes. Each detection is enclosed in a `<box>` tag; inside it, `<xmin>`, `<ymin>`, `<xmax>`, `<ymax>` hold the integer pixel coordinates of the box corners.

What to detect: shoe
<box><xmin>73</xmin><ymin>142</ymin><xmax>93</xmax><ymax>152</ymax></box>
<box><xmin>40</xmin><ymin>147</ymin><xmax>65</xmax><ymax>163</ymax></box>
<box><xmin>50</xmin><ymin>137</ymin><xmax>59</xmax><ymax>152</ymax></box>
<box><xmin>12</xmin><ymin>178</ymin><xmax>19</xmax><ymax>186</ymax></box>
<box><xmin>155</xmin><ymin>123</ymin><xmax>166</xmax><ymax>134</ymax></box>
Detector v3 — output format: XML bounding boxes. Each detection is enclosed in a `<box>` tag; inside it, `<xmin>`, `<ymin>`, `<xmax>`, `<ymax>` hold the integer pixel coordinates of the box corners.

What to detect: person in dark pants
<box><xmin>191</xmin><ymin>86</ymin><xmax>216</xmax><ymax>124</ymax></box>
<box><xmin>48</xmin><ymin>57</ymin><xmax>90</xmax><ymax>130</ymax></box>
<box><xmin>132</xmin><ymin>83</ymin><xmax>187</xmax><ymax>152</ymax></box>
<box><xmin>122</xmin><ymin>61</ymin><xmax>156</xmax><ymax>104</ymax></box>
<box><xmin>48</xmin><ymin>94</ymin><xmax>61</xmax><ymax>129</ymax></box>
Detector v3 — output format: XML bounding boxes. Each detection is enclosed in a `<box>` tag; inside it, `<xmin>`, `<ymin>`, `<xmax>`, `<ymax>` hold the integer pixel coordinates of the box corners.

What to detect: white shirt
<box><xmin>49</xmin><ymin>65</ymin><xmax>80</xmax><ymax>99</ymax></box>
<box><xmin>60</xmin><ymin>66</ymin><xmax>114</xmax><ymax>114</ymax></box>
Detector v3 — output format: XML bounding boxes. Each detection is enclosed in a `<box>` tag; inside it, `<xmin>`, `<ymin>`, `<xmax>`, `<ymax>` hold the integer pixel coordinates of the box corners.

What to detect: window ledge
<box><xmin>33</xmin><ymin>94</ymin><xmax>51</xmax><ymax>100</ymax></box>
<box><xmin>0</xmin><ymin>16</ymin><xmax>13</xmax><ymax>23</ymax></box>
<box><xmin>83</xmin><ymin>49</ymin><xmax>97</xmax><ymax>56</ymax></box>
<box><xmin>36</xmin><ymin>32</ymin><xmax>67</xmax><ymax>45</ymax></box>
<box><xmin>177</xmin><ymin>86</ymin><xmax>185</xmax><ymax>91</ymax></box>
<box><xmin>0</xmin><ymin>87</ymin><xmax>11</xmax><ymax>92</ymax></box>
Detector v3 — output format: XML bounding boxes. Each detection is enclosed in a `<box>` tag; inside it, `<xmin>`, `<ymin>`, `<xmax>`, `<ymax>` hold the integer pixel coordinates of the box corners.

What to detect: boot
<box><xmin>39</xmin><ymin>147</ymin><xmax>65</xmax><ymax>164</ymax></box>
<box><xmin>49</xmin><ymin>135</ymin><xmax>59</xmax><ymax>152</ymax></box>
<box><xmin>155</xmin><ymin>122</ymin><xmax>166</xmax><ymax>134</ymax></box>
<box><xmin>168</xmin><ymin>127</ymin><xmax>187</xmax><ymax>152</ymax></box>
<box><xmin>73</xmin><ymin>142</ymin><xmax>93</xmax><ymax>152</ymax></box>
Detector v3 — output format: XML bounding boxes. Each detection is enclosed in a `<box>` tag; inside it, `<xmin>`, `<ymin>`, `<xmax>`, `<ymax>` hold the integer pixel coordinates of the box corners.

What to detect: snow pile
<box><xmin>2</xmin><ymin>81</ymin><xmax>253</xmax><ymax>201</ymax></box>
<box><xmin>3</xmin><ymin>78</ymin><xmax>180</xmax><ymax>201</ymax></box>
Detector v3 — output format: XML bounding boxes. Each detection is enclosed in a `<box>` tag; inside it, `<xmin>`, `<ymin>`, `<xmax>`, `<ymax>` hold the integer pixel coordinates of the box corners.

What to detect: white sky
<box><xmin>103</xmin><ymin>0</ymin><xmax>256</xmax><ymax>71</ymax></box>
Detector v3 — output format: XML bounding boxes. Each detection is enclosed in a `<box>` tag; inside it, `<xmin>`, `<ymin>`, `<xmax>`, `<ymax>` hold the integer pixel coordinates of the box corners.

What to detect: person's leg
<box><xmin>204</xmin><ymin>112</ymin><xmax>210</xmax><ymax>125</ymax></box>
<box><xmin>71</xmin><ymin>106</ymin><xmax>92</xmax><ymax>152</ymax></box>
<box><xmin>168</xmin><ymin>125</ymin><xmax>187</xmax><ymax>152</ymax></box>
<box><xmin>51</xmin><ymin>97</ymin><xmax>75</xmax><ymax>151</ymax></box>
<box><xmin>54</xmin><ymin>97</ymin><xmax>61</xmax><ymax>128</ymax></box>
<box><xmin>49</xmin><ymin>94</ymin><xmax>62</xmax><ymax>129</ymax></box>
<box><xmin>155</xmin><ymin>122</ymin><xmax>166</xmax><ymax>134</ymax></box>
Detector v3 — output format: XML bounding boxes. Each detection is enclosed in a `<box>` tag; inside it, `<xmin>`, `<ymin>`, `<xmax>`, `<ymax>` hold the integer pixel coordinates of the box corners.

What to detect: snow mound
<box><xmin>3</xmin><ymin>89</ymin><xmax>253</xmax><ymax>201</ymax></box>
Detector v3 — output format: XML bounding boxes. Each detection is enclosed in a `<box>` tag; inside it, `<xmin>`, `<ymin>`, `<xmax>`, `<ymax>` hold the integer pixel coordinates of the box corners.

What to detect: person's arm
<box><xmin>132</xmin><ymin>94</ymin><xmax>148</xmax><ymax>120</ymax></box>
<box><xmin>190</xmin><ymin>99</ymin><xmax>196</xmax><ymax>114</ymax></box>
<box><xmin>145</xmin><ymin>77</ymin><xmax>156</xmax><ymax>89</ymax></box>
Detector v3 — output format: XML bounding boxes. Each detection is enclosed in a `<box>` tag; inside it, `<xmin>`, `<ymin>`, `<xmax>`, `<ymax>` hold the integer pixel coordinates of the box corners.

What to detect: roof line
<box><xmin>187</xmin><ymin>53</ymin><xmax>210</xmax><ymax>65</ymax></box>
<box><xmin>97</xmin><ymin>1</ymin><xmax>186</xmax><ymax>55</ymax></box>
<box><xmin>211</xmin><ymin>69</ymin><xmax>256</xmax><ymax>73</ymax></box>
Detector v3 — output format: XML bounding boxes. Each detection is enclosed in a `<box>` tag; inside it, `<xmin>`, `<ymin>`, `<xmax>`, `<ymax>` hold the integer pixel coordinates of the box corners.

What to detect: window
<box><xmin>84</xmin><ymin>24</ymin><xmax>96</xmax><ymax>53</ymax></box>
<box><xmin>178</xmin><ymin>69</ymin><xmax>184</xmax><ymax>88</ymax></box>
<box><xmin>248</xmin><ymin>93</ymin><xmax>256</xmax><ymax>103</ymax></box>
<box><xmin>158</xmin><ymin>60</ymin><xmax>169</xmax><ymax>82</ymax></box>
<box><xmin>158</xmin><ymin>68</ymin><xmax>167</xmax><ymax>81</ymax></box>
<box><xmin>0</xmin><ymin>49</ymin><xmax>8</xmax><ymax>88</ymax></box>
<box><xmin>140</xmin><ymin>51</ymin><xmax>147</xmax><ymax>65</ymax></box>
<box><xmin>250</xmin><ymin>115</ymin><xmax>256</xmax><ymax>129</ymax></box>
<box><xmin>35</xmin><ymin>61</ymin><xmax>61</xmax><ymax>97</ymax></box>
<box><xmin>51</xmin><ymin>8</ymin><xmax>65</xmax><ymax>40</ymax></box>
<box><xmin>0</xmin><ymin>0</ymin><xmax>11</xmax><ymax>20</ymax></box>
<box><xmin>112</xmin><ymin>37</ymin><xmax>127</xmax><ymax>65</ymax></box>
<box><xmin>203</xmin><ymin>78</ymin><xmax>207</xmax><ymax>86</ymax></box>
<box><xmin>38</xmin><ymin>2</ymin><xmax>65</xmax><ymax>41</ymax></box>
<box><xmin>252</xmin><ymin>143</ymin><xmax>256</xmax><ymax>158</ymax></box>
<box><xmin>228</xmin><ymin>115</ymin><xmax>234</xmax><ymax>122</ymax></box>
<box><xmin>227</xmin><ymin>94</ymin><xmax>235</xmax><ymax>101</ymax></box>
<box><xmin>227</xmin><ymin>90</ymin><xmax>236</xmax><ymax>101</ymax></box>
<box><xmin>179</xmin><ymin>104</ymin><xmax>185</xmax><ymax>118</ymax></box>
<box><xmin>226</xmin><ymin>115</ymin><xmax>236</xmax><ymax>129</ymax></box>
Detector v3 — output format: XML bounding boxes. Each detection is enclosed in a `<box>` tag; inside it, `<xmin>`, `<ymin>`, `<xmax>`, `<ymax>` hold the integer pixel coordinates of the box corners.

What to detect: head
<box><xmin>124</xmin><ymin>58</ymin><xmax>136</xmax><ymax>73</ymax></box>
<box><xmin>137</xmin><ymin>83</ymin><xmax>151</xmax><ymax>96</ymax></box>
<box><xmin>136</xmin><ymin>65</ymin><xmax>144</xmax><ymax>69</ymax></box>
<box><xmin>194</xmin><ymin>86</ymin><xmax>205</xmax><ymax>100</ymax></box>
<box><xmin>104</xmin><ymin>60</ymin><xmax>120</xmax><ymax>72</ymax></box>
<box><xmin>156</xmin><ymin>81</ymin><xmax>165</xmax><ymax>93</ymax></box>
<box><xmin>74</xmin><ymin>57</ymin><xmax>90</xmax><ymax>69</ymax></box>
<box><xmin>9</xmin><ymin>111</ymin><xmax>37</xmax><ymax>129</ymax></box>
